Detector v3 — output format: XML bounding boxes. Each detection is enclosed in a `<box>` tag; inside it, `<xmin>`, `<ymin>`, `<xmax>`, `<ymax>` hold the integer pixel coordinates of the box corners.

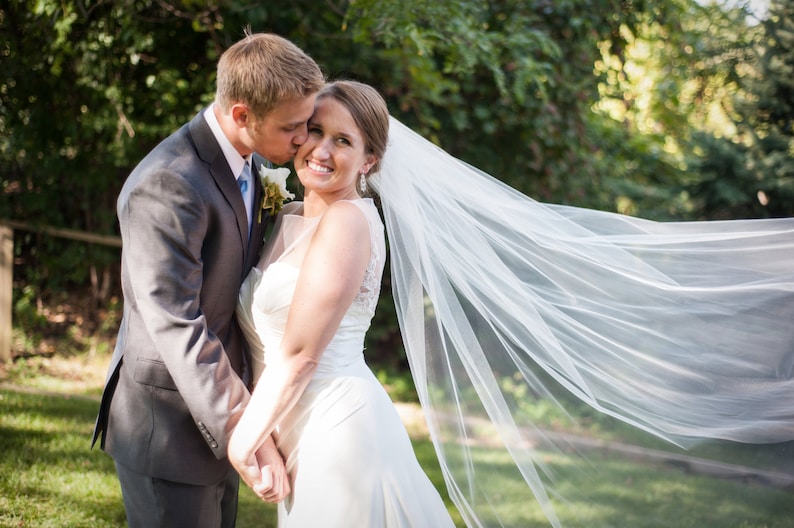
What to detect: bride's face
<box><xmin>295</xmin><ymin>98</ymin><xmax>374</xmax><ymax>199</ymax></box>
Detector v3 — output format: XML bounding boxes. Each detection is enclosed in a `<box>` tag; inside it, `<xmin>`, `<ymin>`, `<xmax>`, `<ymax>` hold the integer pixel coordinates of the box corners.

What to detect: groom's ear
<box><xmin>231</xmin><ymin>104</ymin><xmax>251</xmax><ymax>128</ymax></box>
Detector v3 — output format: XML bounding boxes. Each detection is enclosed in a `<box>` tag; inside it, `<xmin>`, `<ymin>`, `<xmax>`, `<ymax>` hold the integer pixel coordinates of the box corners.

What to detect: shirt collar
<box><xmin>203</xmin><ymin>103</ymin><xmax>250</xmax><ymax>180</ymax></box>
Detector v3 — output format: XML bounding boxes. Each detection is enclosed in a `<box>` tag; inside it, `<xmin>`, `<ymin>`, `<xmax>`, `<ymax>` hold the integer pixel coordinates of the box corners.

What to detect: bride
<box><xmin>231</xmin><ymin>80</ymin><xmax>794</xmax><ymax>527</ymax></box>
<box><xmin>229</xmin><ymin>81</ymin><xmax>455</xmax><ymax>526</ymax></box>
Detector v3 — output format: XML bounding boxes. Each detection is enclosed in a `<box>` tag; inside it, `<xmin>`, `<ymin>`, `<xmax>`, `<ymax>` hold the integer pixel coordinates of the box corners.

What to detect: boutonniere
<box><xmin>258</xmin><ymin>165</ymin><xmax>295</xmax><ymax>222</ymax></box>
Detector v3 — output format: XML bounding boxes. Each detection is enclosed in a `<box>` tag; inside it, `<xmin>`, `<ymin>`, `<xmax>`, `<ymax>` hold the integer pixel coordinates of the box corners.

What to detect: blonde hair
<box><xmin>216</xmin><ymin>32</ymin><xmax>325</xmax><ymax>117</ymax></box>
<box><xmin>318</xmin><ymin>81</ymin><xmax>390</xmax><ymax>173</ymax></box>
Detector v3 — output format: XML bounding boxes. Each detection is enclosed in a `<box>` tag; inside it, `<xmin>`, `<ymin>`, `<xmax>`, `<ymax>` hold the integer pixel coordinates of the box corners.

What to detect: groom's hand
<box><xmin>253</xmin><ymin>436</ymin><xmax>290</xmax><ymax>503</ymax></box>
<box><xmin>228</xmin><ymin>434</ymin><xmax>290</xmax><ymax>502</ymax></box>
<box><xmin>228</xmin><ymin>438</ymin><xmax>267</xmax><ymax>497</ymax></box>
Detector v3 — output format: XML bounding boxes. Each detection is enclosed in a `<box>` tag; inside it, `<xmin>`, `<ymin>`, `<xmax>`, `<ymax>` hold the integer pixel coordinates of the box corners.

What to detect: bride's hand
<box><xmin>227</xmin><ymin>434</ymin><xmax>267</xmax><ymax>497</ymax></box>
<box><xmin>228</xmin><ymin>433</ymin><xmax>290</xmax><ymax>502</ymax></box>
<box><xmin>253</xmin><ymin>436</ymin><xmax>290</xmax><ymax>503</ymax></box>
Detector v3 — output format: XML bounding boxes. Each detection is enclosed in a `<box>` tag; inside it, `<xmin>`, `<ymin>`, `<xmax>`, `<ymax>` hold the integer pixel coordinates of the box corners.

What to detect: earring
<box><xmin>359</xmin><ymin>172</ymin><xmax>367</xmax><ymax>194</ymax></box>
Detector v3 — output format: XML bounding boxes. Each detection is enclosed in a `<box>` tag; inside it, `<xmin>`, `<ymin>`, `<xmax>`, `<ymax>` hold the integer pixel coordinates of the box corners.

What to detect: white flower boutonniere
<box><xmin>258</xmin><ymin>165</ymin><xmax>295</xmax><ymax>222</ymax></box>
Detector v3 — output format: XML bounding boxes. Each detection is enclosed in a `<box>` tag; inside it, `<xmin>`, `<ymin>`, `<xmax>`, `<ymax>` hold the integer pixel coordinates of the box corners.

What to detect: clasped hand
<box><xmin>228</xmin><ymin>435</ymin><xmax>290</xmax><ymax>503</ymax></box>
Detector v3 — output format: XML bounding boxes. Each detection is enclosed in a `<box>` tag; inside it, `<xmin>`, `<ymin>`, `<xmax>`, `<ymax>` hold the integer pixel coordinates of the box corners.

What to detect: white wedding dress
<box><xmin>237</xmin><ymin>198</ymin><xmax>455</xmax><ymax>528</ymax></box>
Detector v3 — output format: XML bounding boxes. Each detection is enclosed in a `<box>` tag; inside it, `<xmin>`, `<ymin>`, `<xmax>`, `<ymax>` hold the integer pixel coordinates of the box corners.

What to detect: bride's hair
<box><xmin>318</xmin><ymin>81</ymin><xmax>390</xmax><ymax>174</ymax></box>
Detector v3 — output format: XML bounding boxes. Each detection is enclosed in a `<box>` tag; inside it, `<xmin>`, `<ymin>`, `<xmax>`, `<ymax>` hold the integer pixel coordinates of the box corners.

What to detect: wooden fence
<box><xmin>0</xmin><ymin>220</ymin><xmax>121</xmax><ymax>362</ymax></box>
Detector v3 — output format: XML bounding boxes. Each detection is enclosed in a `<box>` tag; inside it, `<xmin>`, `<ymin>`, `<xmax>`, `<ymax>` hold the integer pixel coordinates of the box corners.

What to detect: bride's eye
<box><xmin>308</xmin><ymin>126</ymin><xmax>322</xmax><ymax>136</ymax></box>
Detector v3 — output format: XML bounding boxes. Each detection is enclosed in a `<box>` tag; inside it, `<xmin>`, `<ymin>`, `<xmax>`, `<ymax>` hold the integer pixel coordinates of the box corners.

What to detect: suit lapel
<box><xmin>247</xmin><ymin>160</ymin><xmax>268</xmax><ymax>268</ymax></box>
<box><xmin>187</xmin><ymin>113</ymin><xmax>273</xmax><ymax>276</ymax></box>
<box><xmin>188</xmin><ymin>112</ymin><xmax>250</xmax><ymax>254</ymax></box>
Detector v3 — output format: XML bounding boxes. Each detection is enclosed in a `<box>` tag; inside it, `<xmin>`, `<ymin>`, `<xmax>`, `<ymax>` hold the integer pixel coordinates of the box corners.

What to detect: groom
<box><xmin>92</xmin><ymin>32</ymin><xmax>324</xmax><ymax>527</ymax></box>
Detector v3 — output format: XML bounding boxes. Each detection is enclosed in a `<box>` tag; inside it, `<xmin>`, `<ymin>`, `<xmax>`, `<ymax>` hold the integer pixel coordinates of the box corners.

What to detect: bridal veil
<box><xmin>370</xmin><ymin>117</ymin><xmax>794</xmax><ymax>527</ymax></box>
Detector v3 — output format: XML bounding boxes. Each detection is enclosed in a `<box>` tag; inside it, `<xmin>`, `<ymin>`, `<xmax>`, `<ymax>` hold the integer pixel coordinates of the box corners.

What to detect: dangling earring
<box><xmin>359</xmin><ymin>172</ymin><xmax>368</xmax><ymax>195</ymax></box>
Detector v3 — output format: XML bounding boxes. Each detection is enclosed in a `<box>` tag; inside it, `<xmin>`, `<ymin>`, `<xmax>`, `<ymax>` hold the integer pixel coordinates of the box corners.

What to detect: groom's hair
<box><xmin>215</xmin><ymin>31</ymin><xmax>324</xmax><ymax>117</ymax></box>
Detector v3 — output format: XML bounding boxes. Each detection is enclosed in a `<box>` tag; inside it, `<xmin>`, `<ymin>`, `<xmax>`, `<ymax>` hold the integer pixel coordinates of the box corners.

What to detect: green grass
<box><xmin>0</xmin><ymin>388</ymin><xmax>456</xmax><ymax>528</ymax></box>
<box><xmin>1</xmin><ymin>383</ymin><xmax>793</xmax><ymax>527</ymax></box>
<box><xmin>0</xmin><ymin>390</ymin><xmax>126</xmax><ymax>527</ymax></box>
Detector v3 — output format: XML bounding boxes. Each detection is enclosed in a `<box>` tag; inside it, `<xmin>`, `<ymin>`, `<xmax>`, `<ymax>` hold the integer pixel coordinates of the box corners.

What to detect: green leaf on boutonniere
<box><xmin>258</xmin><ymin>165</ymin><xmax>295</xmax><ymax>222</ymax></box>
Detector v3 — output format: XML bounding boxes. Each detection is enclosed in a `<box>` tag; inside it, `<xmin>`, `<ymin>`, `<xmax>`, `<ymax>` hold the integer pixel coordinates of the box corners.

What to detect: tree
<box><xmin>0</xmin><ymin>0</ymin><xmax>229</xmax><ymax>306</ymax></box>
<box><xmin>4</xmin><ymin>0</ymin><xmax>786</xmax><ymax>360</ymax></box>
<box><xmin>0</xmin><ymin>0</ymin><xmax>657</xmax><ymax>349</ymax></box>
<box><xmin>734</xmin><ymin>0</ymin><xmax>794</xmax><ymax>218</ymax></box>
<box><xmin>343</xmin><ymin>0</ymin><xmax>652</xmax><ymax>208</ymax></box>
<box><xmin>591</xmin><ymin>0</ymin><xmax>771</xmax><ymax>219</ymax></box>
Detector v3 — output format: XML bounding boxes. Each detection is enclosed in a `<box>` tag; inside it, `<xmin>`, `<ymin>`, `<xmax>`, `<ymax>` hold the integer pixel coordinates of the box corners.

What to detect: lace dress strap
<box><xmin>348</xmin><ymin>199</ymin><xmax>386</xmax><ymax>315</ymax></box>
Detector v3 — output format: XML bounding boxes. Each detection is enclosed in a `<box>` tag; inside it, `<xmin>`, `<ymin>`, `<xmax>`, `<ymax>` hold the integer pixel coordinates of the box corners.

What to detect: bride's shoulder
<box><xmin>317</xmin><ymin>200</ymin><xmax>370</xmax><ymax>236</ymax></box>
<box><xmin>335</xmin><ymin>198</ymin><xmax>377</xmax><ymax>218</ymax></box>
<box><xmin>324</xmin><ymin>199</ymin><xmax>368</xmax><ymax>221</ymax></box>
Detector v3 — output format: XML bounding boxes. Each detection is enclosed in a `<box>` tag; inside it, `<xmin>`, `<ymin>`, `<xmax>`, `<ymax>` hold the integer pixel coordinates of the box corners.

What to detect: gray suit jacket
<box><xmin>93</xmin><ymin>110</ymin><xmax>268</xmax><ymax>485</ymax></box>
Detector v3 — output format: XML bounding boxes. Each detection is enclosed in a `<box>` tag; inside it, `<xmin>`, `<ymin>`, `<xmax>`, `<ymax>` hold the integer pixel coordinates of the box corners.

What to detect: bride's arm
<box><xmin>228</xmin><ymin>201</ymin><xmax>371</xmax><ymax>487</ymax></box>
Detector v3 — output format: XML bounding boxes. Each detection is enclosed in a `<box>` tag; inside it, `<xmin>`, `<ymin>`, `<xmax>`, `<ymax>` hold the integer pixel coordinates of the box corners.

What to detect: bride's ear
<box><xmin>361</xmin><ymin>155</ymin><xmax>378</xmax><ymax>175</ymax></box>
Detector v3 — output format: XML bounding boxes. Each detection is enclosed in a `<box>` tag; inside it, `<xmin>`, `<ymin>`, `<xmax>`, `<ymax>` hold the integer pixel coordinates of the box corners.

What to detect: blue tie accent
<box><xmin>238</xmin><ymin>162</ymin><xmax>250</xmax><ymax>194</ymax></box>
<box><xmin>238</xmin><ymin>161</ymin><xmax>253</xmax><ymax>233</ymax></box>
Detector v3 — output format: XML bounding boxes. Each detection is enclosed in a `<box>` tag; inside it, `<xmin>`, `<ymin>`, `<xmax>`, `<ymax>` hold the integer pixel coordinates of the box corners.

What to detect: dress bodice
<box><xmin>237</xmin><ymin>199</ymin><xmax>386</xmax><ymax>383</ymax></box>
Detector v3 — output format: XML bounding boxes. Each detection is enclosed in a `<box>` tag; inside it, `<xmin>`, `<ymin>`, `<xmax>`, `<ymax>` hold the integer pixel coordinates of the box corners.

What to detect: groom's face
<box><xmin>248</xmin><ymin>95</ymin><xmax>317</xmax><ymax>165</ymax></box>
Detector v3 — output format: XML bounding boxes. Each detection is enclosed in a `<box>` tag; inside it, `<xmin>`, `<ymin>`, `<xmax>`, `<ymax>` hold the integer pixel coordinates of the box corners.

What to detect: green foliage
<box><xmin>376</xmin><ymin>366</ymin><xmax>419</xmax><ymax>403</ymax></box>
<box><xmin>0</xmin><ymin>0</ymin><xmax>224</xmax><ymax>299</ymax></box>
<box><xmin>12</xmin><ymin>285</ymin><xmax>47</xmax><ymax>331</ymax></box>
<box><xmin>686</xmin><ymin>132</ymin><xmax>767</xmax><ymax>219</ymax></box>
<box><xmin>731</xmin><ymin>0</ymin><xmax>794</xmax><ymax>218</ymax></box>
<box><xmin>593</xmin><ymin>0</ymin><xmax>794</xmax><ymax>220</ymax></box>
<box><xmin>344</xmin><ymin>0</ymin><xmax>648</xmax><ymax>205</ymax></box>
<box><xmin>585</xmin><ymin>112</ymin><xmax>693</xmax><ymax>219</ymax></box>
<box><xmin>2</xmin><ymin>0</ymin><xmax>793</xmax><ymax>363</ymax></box>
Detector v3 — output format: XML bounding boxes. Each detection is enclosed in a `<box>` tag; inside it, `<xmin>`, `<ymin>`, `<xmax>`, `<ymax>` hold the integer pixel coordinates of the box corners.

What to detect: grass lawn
<box><xmin>1</xmin><ymin>353</ymin><xmax>793</xmax><ymax>527</ymax></box>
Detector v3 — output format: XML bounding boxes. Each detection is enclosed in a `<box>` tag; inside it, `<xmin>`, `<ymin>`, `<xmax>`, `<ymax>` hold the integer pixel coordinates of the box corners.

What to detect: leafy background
<box><xmin>1</xmin><ymin>0</ymin><xmax>792</xmax><ymax>366</ymax></box>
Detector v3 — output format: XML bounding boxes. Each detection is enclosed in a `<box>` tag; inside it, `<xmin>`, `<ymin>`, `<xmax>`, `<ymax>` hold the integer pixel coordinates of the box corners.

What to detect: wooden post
<box><xmin>0</xmin><ymin>225</ymin><xmax>12</xmax><ymax>362</ymax></box>
<box><xmin>0</xmin><ymin>220</ymin><xmax>120</xmax><ymax>363</ymax></box>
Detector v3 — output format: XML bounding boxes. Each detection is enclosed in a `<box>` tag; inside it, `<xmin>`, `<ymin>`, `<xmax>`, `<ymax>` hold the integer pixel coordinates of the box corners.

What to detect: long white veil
<box><xmin>370</xmin><ymin>117</ymin><xmax>794</xmax><ymax>527</ymax></box>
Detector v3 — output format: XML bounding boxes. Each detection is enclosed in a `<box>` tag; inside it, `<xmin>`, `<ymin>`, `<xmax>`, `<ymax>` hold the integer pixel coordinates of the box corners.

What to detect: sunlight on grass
<box><xmin>0</xmin><ymin>352</ymin><xmax>110</xmax><ymax>398</ymax></box>
<box><xmin>237</xmin><ymin>486</ymin><xmax>279</xmax><ymax>527</ymax></box>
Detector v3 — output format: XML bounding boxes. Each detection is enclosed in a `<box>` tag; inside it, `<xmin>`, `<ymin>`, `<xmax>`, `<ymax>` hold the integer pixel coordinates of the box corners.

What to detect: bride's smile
<box><xmin>306</xmin><ymin>160</ymin><xmax>332</xmax><ymax>173</ymax></box>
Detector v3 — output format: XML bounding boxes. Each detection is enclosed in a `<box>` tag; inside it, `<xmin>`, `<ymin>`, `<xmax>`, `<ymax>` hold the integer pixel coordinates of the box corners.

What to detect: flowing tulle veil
<box><xmin>370</xmin><ymin>117</ymin><xmax>794</xmax><ymax>527</ymax></box>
